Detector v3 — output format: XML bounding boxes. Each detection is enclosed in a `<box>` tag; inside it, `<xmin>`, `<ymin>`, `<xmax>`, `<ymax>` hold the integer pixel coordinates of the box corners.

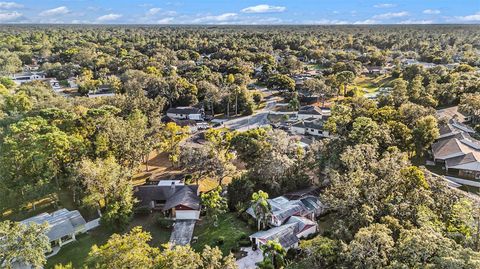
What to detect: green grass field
<box><xmin>191</xmin><ymin>212</ymin><xmax>254</xmax><ymax>256</ymax></box>
<box><xmin>349</xmin><ymin>75</ymin><xmax>394</xmax><ymax>97</ymax></box>
<box><xmin>46</xmin><ymin>213</ymin><xmax>172</xmax><ymax>268</ymax></box>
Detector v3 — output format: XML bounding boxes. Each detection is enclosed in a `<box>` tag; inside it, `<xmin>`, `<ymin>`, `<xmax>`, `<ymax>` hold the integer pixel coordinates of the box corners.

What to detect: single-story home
<box><xmin>246</xmin><ymin>190</ymin><xmax>325</xmax><ymax>227</ymax></box>
<box><xmin>11</xmin><ymin>72</ymin><xmax>46</xmax><ymax>84</ymax></box>
<box><xmin>432</xmin><ymin>124</ymin><xmax>480</xmax><ymax>180</ymax></box>
<box><xmin>297</xmin><ymin>106</ymin><xmax>327</xmax><ymax>120</ymax></box>
<box><xmin>166</xmin><ymin>107</ymin><xmax>204</xmax><ymax>121</ymax></box>
<box><xmin>249</xmin><ymin>216</ymin><xmax>318</xmax><ymax>249</ymax></box>
<box><xmin>134</xmin><ymin>179</ymin><xmax>200</xmax><ymax>220</ymax></box>
<box><xmin>20</xmin><ymin>209</ymin><xmax>86</xmax><ymax>249</ymax></box>
<box><xmin>291</xmin><ymin>118</ymin><xmax>329</xmax><ymax>138</ymax></box>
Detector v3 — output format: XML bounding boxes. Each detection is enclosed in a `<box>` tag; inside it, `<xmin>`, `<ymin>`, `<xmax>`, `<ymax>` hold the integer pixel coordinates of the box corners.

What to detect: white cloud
<box><xmin>193</xmin><ymin>13</ymin><xmax>238</xmax><ymax>23</ymax></box>
<box><xmin>456</xmin><ymin>12</ymin><xmax>480</xmax><ymax>21</ymax></box>
<box><xmin>157</xmin><ymin>17</ymin><xmax>174</xmax><ymax>24</ymax></box>
<box><xmin>96</xmin><ymin>13</ymin><xmax>123</xmax><ymax>22</ymax></box>
<box><xmin>398</xmin><ymin>19</ymin><xmax>433</xmax><ymax>24</ymax></box>
<box><xmin>374</xmin><ymin>3</ymin><xmax>396</xmax><ymax>8</ymax></box>
<box><xmin>146</xmin><ymin>8</ymin><xmax>162</xmax><ymax>16</ymax></box>
<box><xmin>40</xmin><ymin>6</ymin><xmax>69</xmax><ymax>17</ymax></box>
<box><xmin>309</xmin><ymin>19</ymin><xmax>348</xmax><ymax>25</ymax></box>
<box><xmin>423</xmin><ymin>9</ymin><xmax>440</xmax><ymax>15</ymax></box>
<box><xmin>241</xmin><ymin>4</ymin><xmax>286</xmax><ymax>13</ymax></box>
<box><xmin>373</xmin><ymin>11</ymin><xmax>408</xmax><ymax>19</ymax></box>
<box><xmin>0</xmin><ymin>2</ymin><xmax>22</xmax><ymax>9</ymax></box>
<box><xmin>0</xmin><ymin>10</ymin><xmax>21</xmax><ymax>21</ymax></box>
<box><xmin>354</xmin><ymin>19</ymin><xmax>379</xmax><ymax>24</ymax></box>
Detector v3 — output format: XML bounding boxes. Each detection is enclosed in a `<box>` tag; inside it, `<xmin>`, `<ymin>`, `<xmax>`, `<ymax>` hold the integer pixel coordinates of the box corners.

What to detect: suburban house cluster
<box><xmin>431</xmin><ymin>108</ymin><xmax>480</xmax><ymax>181</ymax></box>
<box><xmin>246</xmin><ymin>187</ymin><xmax>325</xmax><ymax>250</ymax></box>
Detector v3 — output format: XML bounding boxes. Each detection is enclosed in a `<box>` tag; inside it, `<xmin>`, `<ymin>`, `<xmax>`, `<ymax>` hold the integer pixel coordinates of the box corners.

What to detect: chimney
<box><xmin>170</xmin><ymin>181</ymin><xmax>176</xmax><ymax>193</ymax></box>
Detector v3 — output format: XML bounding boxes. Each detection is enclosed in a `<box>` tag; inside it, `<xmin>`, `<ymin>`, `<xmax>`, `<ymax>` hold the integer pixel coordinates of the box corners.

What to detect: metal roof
<box><xmin>21</xmin><ymin>209</ymin><xmax>86</xmax><ymax>241</ymax></box>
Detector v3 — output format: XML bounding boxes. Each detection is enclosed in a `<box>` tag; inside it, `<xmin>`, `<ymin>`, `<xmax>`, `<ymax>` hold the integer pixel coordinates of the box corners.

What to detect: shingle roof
<box><xmin>446</xmin><ymin>152</ymin><xmax>480</xmax><ymax>168</ymax></box>
<box><xmin>163</xmin><ymin>186</ymin><xmax>200</xmax><ymax>210</ymax></box>
<box><xmin>298</xmin><ymin>106</ymin><xmax>323</xmax><ymax>115</ymax></box>
<box><xmin>167</xmin><ymin>107</ymin><xmax>202</xmax><ymax>115</ymax></box>
<box><xmin>21</xmin><ymin>209</ymin><xmax>86</xmax><ymax>241</ymax></box>
<box><xmin>134</xmin><ymin>184</ymin><xmax>200</xmax><ymax>210</ymax></box>
<box><xmin>432</xmin><ymin>137</ymin><xmax>470</xmax><ymax>160</ymax></box>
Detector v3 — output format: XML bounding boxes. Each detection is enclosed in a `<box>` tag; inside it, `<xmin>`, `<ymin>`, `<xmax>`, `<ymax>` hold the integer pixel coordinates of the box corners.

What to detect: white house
<box><xmin>167</xmin><ymin>107</ymin><xmax>204</xmax><ymax>121</ymax></box>
<box><xmin>291</xmin><ymin>118</ymin><xmax>329</xmax><ymax>138</ymax></box>
<box><xmin>21</xmin><ymin>209</ymin><xmax>86</xmax><ymax>250</ymax></box>
<box><xmin>11</xmin><ymin>72</ymin><xmax>46</xmax><ymax>84</ymax></box>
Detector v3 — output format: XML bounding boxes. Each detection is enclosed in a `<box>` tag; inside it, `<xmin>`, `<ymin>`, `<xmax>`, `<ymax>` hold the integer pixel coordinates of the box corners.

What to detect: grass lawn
<box><xmin>46</xmin><ymin>212</ymin><xmax>172</xmax><ymax>268</ymax></box>
<box><xmin>46</xmin><ymin>226</ymin><xmax>113</xmax><ymax>268</ymax></box>
<box><xmin>192</xmin><ymin>212</ymin><xmax>254</xmax><ymax>256</ymax></box>
<box><xmin>349</xmin><ymin>75</ymin><xmax>394</xmax><ymax>97</ymax></box>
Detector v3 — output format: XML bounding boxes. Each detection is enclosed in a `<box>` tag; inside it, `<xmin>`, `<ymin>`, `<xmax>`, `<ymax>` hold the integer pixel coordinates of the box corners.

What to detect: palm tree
<box><xmin>251</xmin><ymin>190</ymin><xmax>271</xmax><ymax>230</ymax></box>
<box><xmin>260</xmin><ymin>240</ymin><xmax>286</xmax><ymax>269</ymax></box>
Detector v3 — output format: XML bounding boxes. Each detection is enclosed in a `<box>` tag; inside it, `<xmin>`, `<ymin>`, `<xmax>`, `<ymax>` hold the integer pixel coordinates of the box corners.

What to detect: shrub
<box><xmin>238</xmin><ymin>239</ymin><xmax>251</xmax><ymax>247</ymax></box>
<box><xmin>133</xmin><ymin>206</ymin><xmax>151</xmax><ymax>215</ymax></box>
<box><xmin>238</xmin><ymin>232</ymin><xmax>248</xmax><ymax>240</ymax></box>
<box><xmin>157</xmin><ymin>217</ymin><xmax>173</xmax><ymax>229</ymax></box>
<box><xmin>253</xmin><ymin>92</ymin><xmax>263</xmax><ymax>104</ymax></box>
<box><xmin>217</xmin><ymin>236</ymin><xmax>225</xmax><ymax>246</ymax></box>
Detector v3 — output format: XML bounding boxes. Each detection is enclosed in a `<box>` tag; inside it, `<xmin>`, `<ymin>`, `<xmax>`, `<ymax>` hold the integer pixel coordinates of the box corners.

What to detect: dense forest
<box><xmin>1</xmin><ymin>25</ymin><xmax>480</xmax><ymax>269</ymax></box>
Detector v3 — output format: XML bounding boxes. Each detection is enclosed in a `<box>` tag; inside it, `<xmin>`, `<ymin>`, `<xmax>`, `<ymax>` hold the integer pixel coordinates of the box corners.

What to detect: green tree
<box><xmin>412</xmin><ymin>115</ymin><xmax>439</xmax><ymax>157</ymax></box>
<box><xmin>335</xmin><ymin>71</ymin><xmax>355</xmax><ymax>96</ymax></box>
<box><xmin>75</xmin><ymin>156</ymin><xmax>133</xmax><ymax>230</ymax></box>
<box><xmin>87</xmin><ymin>227</ymin><xmax>159</xmax><ymax>269</ymax></box>
<box><xmin>267</xmin><ymin>74</ymin><xmax>295</xmax><ymax>92</ymax></box>
<box><xmin>345</xmin><ymin>224</ymin><xmax>395</xmax><ymax>268</ymax></box>
<box><xmin>251</xmin><ymin>190</ymin><xmax>271</xmax><ymax>230</ymax></box>
<box><xmin>158</xmin><ymin>122</ymin><xmax>190</xmax><ymax>165</ymax></box>
<box><xmin>201</xmin><ymin>186</ymin><xmax>227</xmax><ymax>226</ymax></box>
<box><xmin>0</xmin><ymin>221</ymin><xmax>51</xmax><ymax>269</ymax></box>
<box><xmin>258</xmin><ymin>240</ymin><xmax>287</xmax><ymax>269</ymax></box>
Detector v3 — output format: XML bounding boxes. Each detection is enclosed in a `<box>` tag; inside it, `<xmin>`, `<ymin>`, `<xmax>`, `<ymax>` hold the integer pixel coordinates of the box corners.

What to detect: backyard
<box><xmin>191</xmin><ymin>212</ymin><xmax>254</xmax><ymax>256</ymax></box>
<box><xmin>348</xmin><ymin>74</ymin><xmax>394</xmax><ymax>98</ymax></box>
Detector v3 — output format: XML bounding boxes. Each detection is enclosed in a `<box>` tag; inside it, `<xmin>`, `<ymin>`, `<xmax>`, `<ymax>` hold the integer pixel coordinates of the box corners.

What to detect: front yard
<box><xmin>191</xmin><ymin>213</ymin><xmax>254</xmax><ymax>256</ymax></box>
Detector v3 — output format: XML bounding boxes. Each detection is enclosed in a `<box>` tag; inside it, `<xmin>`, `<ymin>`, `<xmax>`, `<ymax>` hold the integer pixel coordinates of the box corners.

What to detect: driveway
<box><xmin>169</xmin><ymin>220</ymin><xmax>196</xmax><ymax>246</ymax></box>
<box><xmin>236</xmin><ymin>247</ymin><xmax>263</xmax><ymax>269</ymax></box>
<box><xmin>223</xmin><ymin>94</ymin><xmax>280</xmax><ymax>131</ymax></box>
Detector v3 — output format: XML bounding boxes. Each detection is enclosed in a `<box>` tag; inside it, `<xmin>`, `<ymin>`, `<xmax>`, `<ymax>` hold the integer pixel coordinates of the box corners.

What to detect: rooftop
<box><xmin>21</xmin><ymin>209</ymin><xmax>86</xmax><ymax>241</ymax></box>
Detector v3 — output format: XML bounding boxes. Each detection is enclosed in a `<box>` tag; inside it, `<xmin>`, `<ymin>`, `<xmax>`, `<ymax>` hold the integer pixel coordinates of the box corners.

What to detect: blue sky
<box><xmin>0</xmin><ymin>0</ymin><xmax>479</xmax><ymax>24</ymax></box>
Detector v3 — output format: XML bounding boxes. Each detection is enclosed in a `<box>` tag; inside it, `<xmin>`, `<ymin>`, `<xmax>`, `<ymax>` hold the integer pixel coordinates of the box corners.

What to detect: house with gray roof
<box><xmin>249</xmin><ymin>216</ymin><xmax>318</xmax><ymax>249</ymax></box>
<box><xmin>291</xmin><ymin>118</ymin><xmax>329</xmax><ymax>138</ymax></box>
<box><xmin>166</xmin><ymin>107</ymin><xmax>204</xmax><ymax>121</ymax></box>
<box><xmin>246</xmin><ymin>188</ymin><xmax>324</xmax><ymax>249</ymax></box>
<box><xmin>432</xmin><ymin>122</ymin><xmax>480</xmax><ymax>180</ymax></box>
<box><xmin>134</xmin><ymin>179</ymin><xmax>200</xmax><ymax>220</ymax></box>
<box><xmin>20</xmin><ymin>209</ymin><xmax>86</xmax><ymax>249</ymax></box>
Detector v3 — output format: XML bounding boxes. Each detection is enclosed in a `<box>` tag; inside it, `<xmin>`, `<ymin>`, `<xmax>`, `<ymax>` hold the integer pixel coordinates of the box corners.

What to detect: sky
<box><xmin>0</xmin><ymin>0</ymin><xmax>479</xmax><ymax>25</ymax></box>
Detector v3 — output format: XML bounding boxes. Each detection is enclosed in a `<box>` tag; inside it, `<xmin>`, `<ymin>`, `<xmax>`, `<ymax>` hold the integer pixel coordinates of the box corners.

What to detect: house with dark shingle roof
<box><xmin>134</xmin><ymin>179</ymin><xmax>200</xmax><ymax>220</ymax></box>
<box><xmin>432</xmin><ymin>122</ymin><xmax>480</xmax><ymax>180</ymax></box>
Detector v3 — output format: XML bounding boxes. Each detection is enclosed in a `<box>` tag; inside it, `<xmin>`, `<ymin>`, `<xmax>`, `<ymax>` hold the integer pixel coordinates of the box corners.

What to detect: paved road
<box><xmin>222</xmin><ymin>87</ymin><xmax>280</xmax><ymax>131</ymax></box>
